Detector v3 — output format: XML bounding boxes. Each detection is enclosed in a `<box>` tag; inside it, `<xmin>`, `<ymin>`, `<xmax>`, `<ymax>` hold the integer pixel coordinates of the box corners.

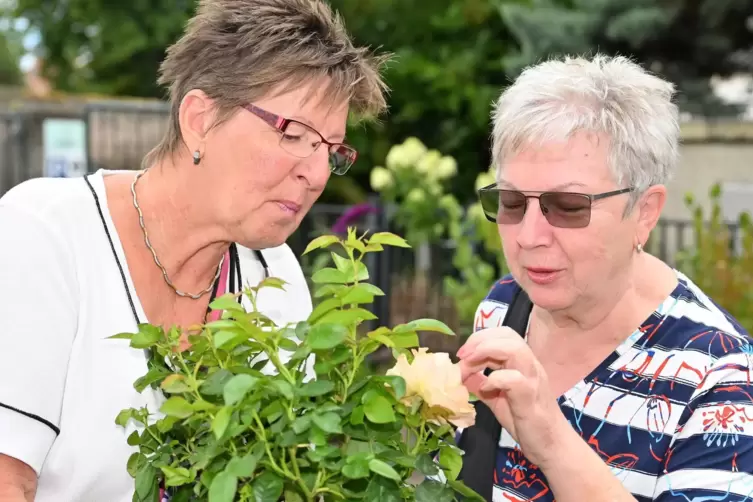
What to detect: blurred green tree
<box><xmin>11</xmin><ymin>0</ymin><xmax>522</xmax><ymax>203</ymax></box>
<box><xmin>500</xmin><ymin>0</ymin><xmax>753</xmax><ymax>116</ymax></box>
<box><xmin>0</xmin><ymin>27</ymin><xmax>24</xmax><ymax>85</ymax></box>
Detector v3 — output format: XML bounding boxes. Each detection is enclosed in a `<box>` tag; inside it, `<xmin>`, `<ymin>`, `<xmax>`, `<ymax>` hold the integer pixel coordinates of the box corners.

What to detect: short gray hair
<box><xmin>491</xmin><ymin>54</ymin><xmax>680</xmax><ymax>204</ymax></box>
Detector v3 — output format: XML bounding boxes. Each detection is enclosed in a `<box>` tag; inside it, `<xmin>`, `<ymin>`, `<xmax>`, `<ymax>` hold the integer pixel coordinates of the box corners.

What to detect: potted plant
<box><xmin>114</xmin><ymin>228</ymin><xmax>483</xmax><ymax>502</ymax></box>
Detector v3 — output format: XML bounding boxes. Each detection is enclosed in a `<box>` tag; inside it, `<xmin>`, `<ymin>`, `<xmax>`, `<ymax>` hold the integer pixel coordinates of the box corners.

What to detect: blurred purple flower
<box><xmin>331</xmin><ymin>203</ymin><xmax>379</xmax><ymax>234</ymax></box>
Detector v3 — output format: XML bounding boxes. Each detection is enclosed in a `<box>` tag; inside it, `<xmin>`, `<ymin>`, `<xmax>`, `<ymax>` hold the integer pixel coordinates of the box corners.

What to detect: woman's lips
<box><xmin>524</xmin><ymin>267</ymin><xmax>562</xmax><ymax>285</ymax></box>
<box><xmin>275</xmin><ymin>200</ymin><xmax>302</xmax><ymax>214</ymax></box>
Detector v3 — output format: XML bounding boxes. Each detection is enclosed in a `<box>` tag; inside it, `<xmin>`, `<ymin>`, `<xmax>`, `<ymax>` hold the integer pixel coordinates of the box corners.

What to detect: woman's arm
<box><xmin>457</xmin><ymin>327</ymin><xmax>638</xmax><ymax>501</ymax></box>
<box><xmin>0</xmin><ymin>193</ymin><xmax>79</xmax><ymax>486</ymax></box>
<box><xmin>0</xmin><ymin>454</ymin><xmax>37</xmax><ymax>502</ymax></box>
<box><xmin>536</xmin><ymin>420</ymin><xmax>637</xmax><ymax>502</ymax></box>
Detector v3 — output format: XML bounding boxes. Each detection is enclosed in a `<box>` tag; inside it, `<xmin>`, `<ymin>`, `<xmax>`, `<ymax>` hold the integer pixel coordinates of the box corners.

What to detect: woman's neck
<box><xmin>532</xmin><ymin>253</ymin><xmax>678</xmax><ymax>348</ymax></box>
<box><xmin>125</xmin><ymin>166</ymin><xmax>230</xmax><ymax>295</ymax></box>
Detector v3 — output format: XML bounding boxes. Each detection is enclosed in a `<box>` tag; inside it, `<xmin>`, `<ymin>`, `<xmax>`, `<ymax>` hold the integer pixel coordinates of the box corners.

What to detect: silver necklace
<box><xmin>130</xmin><ymin>170</ymin><xmax>224</xmax><ymax>300</ymax></box>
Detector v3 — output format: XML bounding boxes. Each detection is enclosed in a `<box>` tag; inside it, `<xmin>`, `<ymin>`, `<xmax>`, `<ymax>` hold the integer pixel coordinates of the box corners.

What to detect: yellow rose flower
<box><xmin>386</xmin><ymin>347</ymin><xmax>476</xmax><ymax>428</ymax></box>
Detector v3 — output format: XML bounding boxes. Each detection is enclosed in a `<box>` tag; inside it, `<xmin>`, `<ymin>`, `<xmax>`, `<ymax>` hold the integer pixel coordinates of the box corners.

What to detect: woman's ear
<box><xmin>178</xmin><ymin>89</ymin><xmax>214</xmax><ymax>152</ymax></box>
<box><xmin>635</xmin><ymin>184</ymin><xmax>666</xmax><ymax>245</ymax></box>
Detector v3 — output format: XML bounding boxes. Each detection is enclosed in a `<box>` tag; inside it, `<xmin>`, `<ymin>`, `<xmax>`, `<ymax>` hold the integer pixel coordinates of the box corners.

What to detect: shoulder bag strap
<box><xmin>456</xmin><ymin>284</ymin><xmax>533</xmax><ymax>501</ymax></box>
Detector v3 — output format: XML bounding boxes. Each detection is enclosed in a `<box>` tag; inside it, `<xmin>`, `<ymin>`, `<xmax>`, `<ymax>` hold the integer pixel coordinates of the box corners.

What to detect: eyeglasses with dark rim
<box><xmin>477</xmin><ymin>183</ymin><xmax>634</xmax><ymax>229</ymax></box>
<box><xmin>242</xmin><ymin>103</ymin><xmax>357</xmax><ymax>175</ymax></box>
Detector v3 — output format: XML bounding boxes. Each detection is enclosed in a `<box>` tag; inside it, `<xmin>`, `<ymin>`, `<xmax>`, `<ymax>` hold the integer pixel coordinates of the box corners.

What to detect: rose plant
<box><xmin>113</xmin><ymin>228</ymin><xmax>483</xmax><ymax>502</ymax></box>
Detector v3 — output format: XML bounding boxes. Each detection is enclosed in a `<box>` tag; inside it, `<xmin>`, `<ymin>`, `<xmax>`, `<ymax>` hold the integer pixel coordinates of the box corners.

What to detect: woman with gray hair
<box><xmin>456</xmin><ymin>54</ymin><xmax>753</xmax><ymax>501</ymax></box>
<box><xmin>0</xmin><ymin>1</ymin><xmax>387</xmax><ymax>501</ymax></box>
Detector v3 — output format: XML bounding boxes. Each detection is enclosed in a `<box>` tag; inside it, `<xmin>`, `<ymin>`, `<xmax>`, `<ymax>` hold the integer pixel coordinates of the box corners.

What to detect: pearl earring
<box><xmin>193</xmin><ymin>150</ymin><xmax>201</xmax><ymax>166</ymax></box>
<box><xmin>636</xmin><ymin>243</ymin><xmax>643</xmax><ymax>253</ymax></box>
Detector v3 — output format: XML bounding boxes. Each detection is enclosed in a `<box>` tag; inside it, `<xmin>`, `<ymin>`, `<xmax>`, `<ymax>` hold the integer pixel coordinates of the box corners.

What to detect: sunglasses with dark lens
<box><xmin>477</xmin><ymin>184</ymin><xmax>634</xmax><ymax>228</ymax></box>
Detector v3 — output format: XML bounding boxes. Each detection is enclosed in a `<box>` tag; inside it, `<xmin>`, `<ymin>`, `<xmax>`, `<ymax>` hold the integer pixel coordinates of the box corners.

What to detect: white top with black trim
<box><xmin>0</xmin><ymin>170</ymin><xmax>313</xmax><ymax>502</ymax></box>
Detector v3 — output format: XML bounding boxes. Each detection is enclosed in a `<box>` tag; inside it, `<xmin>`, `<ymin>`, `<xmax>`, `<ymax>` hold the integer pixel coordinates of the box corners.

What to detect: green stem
<box><xmin>251</xmin><ymin>412</ymin><xmax>291</xmax><ymax>479</ymax></box>
<box><xmin>410</xmin><ymin>422</ymin><xmax>427</xmax><ymax>456</ymax></box>
<box><xmin>315</xmin><ymin>487</ymin><xmax>345</xmax><ymax>499</ymax></box>
<box><xmin>288</xmin><ymin>447</ymin><xmax>315</xmax><ymax>501</ymax></box>
<box><xmin>266</xmin><ymin>346</ymin><xmax>295</xmax><ymax>385</ymax></box>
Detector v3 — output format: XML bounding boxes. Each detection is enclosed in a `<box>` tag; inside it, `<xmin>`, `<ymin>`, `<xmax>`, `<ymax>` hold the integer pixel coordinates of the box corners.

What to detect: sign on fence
<box><xmin>43</xmin><ymin>118</ymin><xmax>87</xmax><ymax>178</ymax></box>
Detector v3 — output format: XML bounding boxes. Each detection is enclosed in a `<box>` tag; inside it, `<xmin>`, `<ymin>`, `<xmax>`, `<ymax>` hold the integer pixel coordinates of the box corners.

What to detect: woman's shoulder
<box><xmin>659</xmin><ymin>271</ymin><xmax>752</xmax><ymax>356</ymax></box>
<box><xmin>1</xmin><ymin>174</ymin><xmax>95</xmax><ymax>224</ymax></box>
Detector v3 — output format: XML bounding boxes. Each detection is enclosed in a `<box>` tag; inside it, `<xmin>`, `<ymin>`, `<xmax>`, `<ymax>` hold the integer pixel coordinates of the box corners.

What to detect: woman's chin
<box><xmin>521</xmin><ymin>281</ymin><xmax>575</xmax><ymax>313</ymax></box>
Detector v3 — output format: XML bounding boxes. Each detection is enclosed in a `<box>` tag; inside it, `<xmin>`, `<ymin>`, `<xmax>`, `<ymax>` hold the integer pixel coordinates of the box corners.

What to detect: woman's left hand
<box><xmin>456</xmin><ymin>326</ymin><xmax>569</xmax><ymax>468</ymax></box>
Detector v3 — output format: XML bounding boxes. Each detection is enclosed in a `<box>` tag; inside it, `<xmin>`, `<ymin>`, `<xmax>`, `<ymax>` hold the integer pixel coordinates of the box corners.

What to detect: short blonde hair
<box><xmin>145</xmin><ymin>0</ymin><xmax>390</xmax><ymax>168</ymax></box>
<box><xmin>491</xmin><ymin>54</ymin><xmax>680</xmax><ymax>204</ymax></box>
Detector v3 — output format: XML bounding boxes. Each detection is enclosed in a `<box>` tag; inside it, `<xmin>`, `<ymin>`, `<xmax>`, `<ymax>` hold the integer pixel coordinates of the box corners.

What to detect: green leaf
<box><xmin>115</xmin><ymin>409</ymin><xmax>136</xmax><ymax>427</ymax></box>
<box><xmin>368</xmin><ymin>458</ymin><xmax>402</xmax><ymax>481</ymax></box>
<box><xmin>213</xmin><ymin>330</ymin><xmax>240</xmax><ymax>349</ymax></box>
<box><xmin>134</xmin><ymin>367</ymin><xmax>170</xmax><ymax>393</ymax></box>
<box><xmin>341</xmin><ymin>283</ymin><xmax>384</xmax><ymax>304</ymax></box>
<box><xmin>391</xmin><ymin>331</ymin><xmax>420</xmax><ymax>349</ymax></box>
<box><xmin>368</xmin><ymin>232</ymin><xmax>411</xmax><ymax>248</ymax></box>
<box><xmin>306</xmin><ymin>323</ymin><xmax>349</xmax><ymax>350</ymax></box>
<box><xmin>107</xmin><ymin>332</ymin><xmax>133</xmax><ymax>340</ymax></box>
<box><xmin>312</xmin><ymin>411</ymin><xmax>342</xmax><ymax>434</ymax></box>
<box><xmin>283</xmin><ymin>489</ymin><xmax>305</xmax><ymax>502</ymax></box>
<box><xmin>292</xmin><ymin>415</ymin><xmax>312</xmax><ymax>434</ymax></box>
<box><xmin>308</xmin><ymin>297</ymin><xmax>341</xmax><ymax>323</ymax></box>
<box><xmin>200</xmin><ymin>369</ymin><xmax>233</xmax><ymax>396</ymax></box>
<box><xmin>208</xmin><ymin>294</ymin><xmax>244</xmax><ymax>312</ymax></box>
<box><xmin>252</xmin><ymin>471</ymin><xmax>284</xmax><ymax>502</ymax></box>
<box><xmin>161</xmin><ymin>466</ymin><xmax>193</xmax><ymax>487</ymax></box>
<box><xmin>415</xmin><ymin>479</ymin><xmax>455</xmax><ymax>502</ymax></box>
<box><xmin>212</xmin><ymin>406</ymin><xmax>232</xmax><ymax>439</ymax></box>
<box><xmin>271</xmin><ymin>379</ymin><xmax>294</xmax><ymax>400</ymax></box>
<box><xmin>254</xmin><ymin>276</ymin><xmax>287</xmax><ymax>291</ymax></box>
<box><xmin>363</xmin><ymin>476</ymin><xmax>402</xmax><ymax>502</ymax></box>
<box><xmin>160</xmin><ymin>374</ymin><xmax>191</xmax><ymax>394</ymax></box>
<box><xmin>134</xmin><ymin>465</ymin><xmax>158</xmax><ymax>501</ymax></box>
<box><xmin>342</xmin><ymin>457</ymin><xmax>371</xmax><ymax>479</ymax></box>
<box><xmin>311</xmin><ymin>267</ymin><xmax>350</xmax><ymax>284</ymax></box>
<box><xmin>303</xmin><ymin>234</ymin><xmax>340</xmax><ymax>255</ymax></box>
<box><xmin>297</xmin><ymin>380</ymin><xmax>336</xmax><ymax>397</ymax></box>
<box><xmin>396</xmin><ymin>318</ymin><xmax>455</xmax><ymax>336</ymax></box>
<box><xmin>226</xmin><ymin>451</ymin><xmax>261</xmax><ymax>478</ymax></box>
<box><xmin>415</xmin><ymin>454</ymin><xmax>440</xmax><ymax>476</ymax></box>
<box><xmin>380</xmin><ymin>375</ymin><xmax>407</xmax><ymax>400</ymax></box>
<box><xmin>131</xmin><ymin>324</ymin><xmax>163</xmax><ymax>349</ymax></box>
<box><xmin>160</xmin><ymin>397</ymin><xmax>194</xmax><ymax>419</ymax></box>
<box><xmin>208</xmin><ymin>471</ymin><xmax>237</xmax><ymax>502</ymax></box>
<box><xmin>439</xmin><ymin>445</ymin><xmax>463</xmax><ymax>481</ymax></box>
<box><xmin>331</xmin><ymin>251</ymin><xmax>353</xmax><ymax>274</ymax></box>
<box><xmin>367</xmin><ymin>330</ymin><xmax>394</xmax><ymax>347</ymax></box>
<box><xmin>363</xmin><ymin>393</ymin><xmax>396</xmax><ymax>424</ymax></box>
<box><xmin>316</xmin><ymin>307</ymin><xmax>377</xmax><ymax>325</ymax></box>
<box><xmin>223</xmin><ymin>374</ymin><xmax>259</xmax><ymax>406</ymax></box>
<box><xmin>447</xmin><ymin>479</ymin><xmax>487</xmax><ymax>501</ymax></box>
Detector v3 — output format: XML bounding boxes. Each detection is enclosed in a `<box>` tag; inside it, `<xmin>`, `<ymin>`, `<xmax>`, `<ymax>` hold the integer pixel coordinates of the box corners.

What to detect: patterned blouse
<box><xmin>470</xmin><ymin>272</ymin><xmax>753</xmax><ymax>502</ymax></box>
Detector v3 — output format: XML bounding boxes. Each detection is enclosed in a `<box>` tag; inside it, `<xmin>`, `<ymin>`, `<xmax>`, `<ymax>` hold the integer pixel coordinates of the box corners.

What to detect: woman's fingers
<box><xmin>457</xmin><ymin>326</ymin><xmax>523</xmax><ymax>359</ymax></box>
<box><xmin>481</xmin><ymin>368</ymin><xmax>526</xmax><ymax>394</ymax></box>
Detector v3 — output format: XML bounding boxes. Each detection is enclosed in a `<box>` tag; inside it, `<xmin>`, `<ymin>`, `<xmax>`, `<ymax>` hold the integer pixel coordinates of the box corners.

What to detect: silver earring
<box><xmin>193</xmin><ymin>150</ymin><xmax>201</xmax><ymax>165</ymax></box>
<box><xmin>636</xmin><ymin>243</ymin><xmax>643</xmax><ymax>253</ymax></box>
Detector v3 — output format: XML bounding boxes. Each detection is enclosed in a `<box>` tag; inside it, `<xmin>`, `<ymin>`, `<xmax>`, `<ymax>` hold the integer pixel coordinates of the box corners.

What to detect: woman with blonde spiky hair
<box><xmin>0</xmin><ymin>1</ymin><xmax>389</xmax><ymax>500</ymax></box>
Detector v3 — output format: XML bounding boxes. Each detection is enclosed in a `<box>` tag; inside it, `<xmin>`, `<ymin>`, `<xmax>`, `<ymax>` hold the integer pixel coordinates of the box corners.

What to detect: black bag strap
<box><xmin>456</xmin><ymin>284</ymin><xmax>533</xmax><ymax>501</ymax></box>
